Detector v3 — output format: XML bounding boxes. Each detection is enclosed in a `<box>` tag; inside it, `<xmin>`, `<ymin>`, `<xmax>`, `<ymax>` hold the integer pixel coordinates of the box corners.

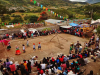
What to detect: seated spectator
<box><xmin>87</xmin><ymin>70</ymin><xmax>93</xmax><ymax>75</ymax></box>
<box><xmin>84</xmin><ymin>57</ymin><xmax>88</xmax><ymax>65</ymax></box>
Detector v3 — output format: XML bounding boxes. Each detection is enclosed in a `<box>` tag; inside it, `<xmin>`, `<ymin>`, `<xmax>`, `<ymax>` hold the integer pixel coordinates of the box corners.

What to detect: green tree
<box><xmin>24</xmin><ymin>16</ymin><xmax>30</xmax><ymax>20</ymax></box>
<box><xmin>0</xmin><ymin>3</ymin><xmax>9</xmax><ymax>28</ymax></box>
<box><xmin>1</xmin><ymin>15</ymin><xmax>11</xmax><ymax>22</ymax></box>
<box><xmin>29</xmin><ymin>15</ymin><xmax>38</xmax><ymax>23</ymax></box>
<box><xmin>11</xmin><ymin>16</ymin><xmax>23</xmax><ymax>23</ymax></box>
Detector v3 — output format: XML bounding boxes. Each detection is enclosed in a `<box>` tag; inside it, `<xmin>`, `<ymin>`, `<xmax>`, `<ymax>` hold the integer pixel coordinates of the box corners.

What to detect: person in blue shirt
<box><xmin>56</xmin><ymin>58</ymin><xmax>59</xmax><ymax>64</ymax></box>
<box><xmin>38</xmin><ymin>42</ymin><xmax>41</xmax><ymax>50</ymax></box>
<box><xmin>31</xmin><ymin>33</ymin><xmax>34</xmax><ymax>38</ymax></box>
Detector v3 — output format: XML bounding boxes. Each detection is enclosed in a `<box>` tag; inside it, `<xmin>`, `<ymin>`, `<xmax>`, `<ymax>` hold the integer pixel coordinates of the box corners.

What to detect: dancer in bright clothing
<box><xmin>38</xmin><ymin>42</ymin><xmax>41</xmax><ymax>50</ymax></box>
<box><xmin>7</xmin><ymin>43</ymin><xmax>11</xmax><ymax>50</ymax></box>
<box><xmin>15</xmin><ymin>46</ymin><xmax>21</xmax><ymax>55</ymax></box>
<box><xmin>33</xmin><ymin>43</ymin><xmax>36</xmax><ymax>50</ymax></box>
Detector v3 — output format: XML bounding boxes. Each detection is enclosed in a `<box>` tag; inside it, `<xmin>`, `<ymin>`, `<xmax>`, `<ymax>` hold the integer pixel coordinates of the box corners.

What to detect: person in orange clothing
<box><xmin>23</xmin><ymin>60</ymin><xmax>28</xmax><ymax>71</ymax></box>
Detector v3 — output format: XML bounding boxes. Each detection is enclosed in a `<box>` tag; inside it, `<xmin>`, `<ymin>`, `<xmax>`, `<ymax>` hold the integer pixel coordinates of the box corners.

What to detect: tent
<box><xmin>28</xmin><ymin>28</ymin><xmax>37</xmax><ymax>33</ymax></box>
<box><xmin>20</xmin><ymin>29</ymin><xmax>25</xmax><ymax>33</ymax></box>
<box><xmin>69</xmin><ymin>23</ymin><xmax>78</xmax><ymax>26</ymax></box>
<box><xmin>60</xmin><ymin>26</ymin><xmax>72</xmax><ymax>33</ymax></box>
<box><xmin>6</xmin><ymin>25</ymin><xmax>14</xmax><ymax>28</ymax></box>
<box><xmin>60</xmin><ymin>26</ymin><xmax>72</xmax><ymax>29</ymax></box>
<box><xmin>0</xmin><ymin>29</ymin><xmax>7</xmax><ymax>31</ymax></box>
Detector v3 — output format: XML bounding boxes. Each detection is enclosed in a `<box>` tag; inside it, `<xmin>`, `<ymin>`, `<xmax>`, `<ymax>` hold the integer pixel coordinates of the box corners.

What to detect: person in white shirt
<box><xmin>22</xmin><ymin>44</ymin><xmax>25</xmax><ymax>53</ymax></box>
<box><xmin>41</xmin><ymin>63</ymin><xmax>46</xmax><ymax>70</ymax></box>
<box><xmin>84</xmin><ymin>57</ymin><xmax>88</xmax><ymax>64</ymax></box>
<box><xmin>26</xmin><ymin>40</ymin><xmax>29</xmax><ymax>47</ymax></box>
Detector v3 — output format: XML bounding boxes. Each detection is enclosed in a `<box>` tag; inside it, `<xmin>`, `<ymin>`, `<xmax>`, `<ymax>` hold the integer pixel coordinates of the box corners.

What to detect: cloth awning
<box><xmin>69</xmin><ymin>23</ymin><xmax>78</xmax><ymax>26</ymax></box>
<box><xmin>60</xmin><ymin>26</ymin><xmax>72</xmax><ymax>28</ymax></box>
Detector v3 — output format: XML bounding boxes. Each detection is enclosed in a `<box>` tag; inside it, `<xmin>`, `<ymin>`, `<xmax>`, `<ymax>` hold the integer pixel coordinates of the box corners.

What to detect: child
<box><xmin>33</xmin><ymin>43</ymin><xmax>36</xmax><ymax>50</ymax></box>
<box><xmin>27</xmin><ymin>40</ymin><xmax>29</xmax><ymax>47</ymax></box>
<box><xmin>38</xmin><ymin>42</ymin><xmax>41</xmax><ymax>50</ymax></box>
<box><xmin>22</xmin><ymin>44</ymin><xmax>25</xmax><ymax>53</ymax></box>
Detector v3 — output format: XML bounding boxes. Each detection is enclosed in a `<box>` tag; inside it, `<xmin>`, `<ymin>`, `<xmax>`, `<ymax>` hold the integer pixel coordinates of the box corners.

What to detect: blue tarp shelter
<box><xmin>69</xmin><ymin>23</ymin><xmax>78</xmax><ymax>26</ymax></box>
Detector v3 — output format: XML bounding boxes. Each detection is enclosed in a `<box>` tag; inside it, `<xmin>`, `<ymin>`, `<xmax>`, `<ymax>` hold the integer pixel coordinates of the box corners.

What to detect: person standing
<box><xmin>26</xmin><ymin>40</ymin><xmax>29</xmax><ymax>47</ymax></box>
<box><xmin>15</xmin><ymin>46</ymin><xmax>21</xmax><ymax>55</ymax></box>
<box><xmin>79</xmin><ymin>46</ymin><xmax>82</xmax><ymax>53</ymax></box>
<box><xmin>75</xmin><ymin>46</ymin><xmax>78</xmax><ymax>54</ymax></box>
<box><xmin>19</xmin><ymin>62</ymin><xmax>29</xmax><ymax>75</ymax></box>
<box><xmin>9</xmin><ymin>62</ymin><xmax>19</xmax><ymax>75</ymax></box>
<box><xmin>31</xmin><ymin>32</ymin><xmax>34</xmax><ymax>39</ymax></box>
<box><xmin>33</xmin><ymin>43</ymin><xmax>36</xmax><ymax>50</ymax></box>
<box><xmin>38</xmin><ymin>42</ymin><xmax>41</xmax><ymax>50</ymax></box>
<box><xmin>27</xmin><ymin>60</ymin><xmax>31</xmax><ymax>73</ymax></box>
<box><xmin>7</xmin><ymin>42</ymin><xmax>11</xmax><ymax>50</ymax></box>
<box><xmin>22</xmin><ymin>44</ymin><xmax>25</xmax><ymax>53</ymax></box>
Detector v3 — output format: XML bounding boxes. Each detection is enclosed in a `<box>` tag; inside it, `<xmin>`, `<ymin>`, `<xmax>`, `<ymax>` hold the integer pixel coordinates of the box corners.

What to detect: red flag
<box><xmin>46</xmin><ymin>8</ymin><xmax>48</xmax><ymax>11</ymax></box>
<box><xmin>30</xmin><ymin>0</ymin><xmax>32</xmax><ymax>2</ymax></box>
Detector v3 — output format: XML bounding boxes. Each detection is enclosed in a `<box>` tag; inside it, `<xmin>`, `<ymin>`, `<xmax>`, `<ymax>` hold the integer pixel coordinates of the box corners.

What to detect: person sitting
<box><xmin>87</xmin><ymin>70</ymin><xmax>94</xmax><ymax>75</ymax></box>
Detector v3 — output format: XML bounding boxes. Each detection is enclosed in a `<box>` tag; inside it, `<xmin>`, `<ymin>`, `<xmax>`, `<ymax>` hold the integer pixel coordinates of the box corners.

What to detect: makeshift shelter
<box><xmin>69</xmin><ymin>23</ymin><xmax>78</xmax><ymax>26</ymax></box>
<box><xmin>60</xmin><ymin>26</ymin><xmax>72</xmax><ymax>33</ymax></box>
<box><xmin>6</xmin><ymin>25</ymin><xmax>14</xmax><ymax>28</ymax></box>
<box><xmin>28</xmin><ymin>28</ymin><xmax>37</xmax><ymax>33</ymax></box>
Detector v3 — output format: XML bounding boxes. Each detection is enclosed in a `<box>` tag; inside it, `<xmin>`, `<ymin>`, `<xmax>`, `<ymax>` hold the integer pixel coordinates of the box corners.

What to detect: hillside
<box><xmin>0</xmin><ymin>0</ymin><xmax>87</xmax><ymax>9</ymax></box>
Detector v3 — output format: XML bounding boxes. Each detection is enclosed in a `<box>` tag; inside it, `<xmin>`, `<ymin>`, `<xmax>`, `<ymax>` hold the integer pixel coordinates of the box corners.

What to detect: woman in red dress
<box><xmin>15</xmin><ymin>46</ymin><xmax>21</xmax><ymax>55</ymax></box>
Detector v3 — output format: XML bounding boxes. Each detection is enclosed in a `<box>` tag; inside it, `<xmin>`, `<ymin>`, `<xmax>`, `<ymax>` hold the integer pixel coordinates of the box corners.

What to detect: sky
<box><xmin>69</xmin><ymin>0</ymin><xmax>100</xmax><ymax>4</ymax></box>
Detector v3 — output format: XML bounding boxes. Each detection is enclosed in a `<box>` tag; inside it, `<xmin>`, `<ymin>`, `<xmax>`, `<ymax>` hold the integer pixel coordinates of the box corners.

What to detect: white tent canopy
<box><xmin>20</xmin><ymin>29</ymin><xmax>25</xmax><ymax>33</ymax></box>
<box><xmin>60</xmin><ymin>26</ymin><xmax>72</xmax><ymax>28</ymax></box>
<box><xmin>28</xmin><ymin>28</ymin><xmax>37</xmax><ymax>33</ymax></box>
<box><xmin>6</xmin><ymin>25</ymin><xmax>14</xmax><ymax>28</ymax></box>
<box><xmin>20</xmin><ymin>28</ymin><xmax>37</xmax><ymax>33</ymax></box>
<box><xmin>91</xmin><ymin>19</ymin><xmax>100</xmax><ymax>24</ymax></box>
<box><xmin>0</xmin><ymin>29</ymin><xmax>7</xmax><ymax>31</ymax></box>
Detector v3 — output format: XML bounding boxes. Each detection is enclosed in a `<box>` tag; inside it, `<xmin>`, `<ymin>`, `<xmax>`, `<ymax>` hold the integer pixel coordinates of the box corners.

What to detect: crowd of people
<box><xmin>0</xmin><ymin>34</ymin><xmax>100</xmax><ymax>75</ymax></box>
<box><xmin>0</xmin><ymin>29</ymin><xmax>61</xmax><ymax>40</ymax></box>
<box><xmin>62</xmin><ymin>25</ymin><xmax>98</xmax><ymax>37</ymax></box>
<box><xmin>0</xmin><ymin>25</ymin><xmax>100</xmax><ymax>75</ymax></box>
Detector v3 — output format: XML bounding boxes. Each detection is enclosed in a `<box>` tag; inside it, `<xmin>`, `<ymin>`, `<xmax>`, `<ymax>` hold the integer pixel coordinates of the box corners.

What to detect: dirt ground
<box><xmin>0</xmin><ymin>33</ymin><xmax>100</xmax><ymax>75</ymax></box>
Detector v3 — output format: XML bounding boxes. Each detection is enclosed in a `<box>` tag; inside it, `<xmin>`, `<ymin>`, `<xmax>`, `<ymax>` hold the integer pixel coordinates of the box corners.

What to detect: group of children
<box><xmin>7</xmin><ymin>40</ymin><xmax>41</xmax><ymax>55</ymax></box>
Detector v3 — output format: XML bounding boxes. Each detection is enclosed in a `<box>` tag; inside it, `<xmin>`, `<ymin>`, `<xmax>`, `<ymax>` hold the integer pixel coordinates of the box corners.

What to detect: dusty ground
<box><xmin>0</xmin><ymin>33</ymin><xmax>88</xmax><ymax>62</ymax></box>
<box><xmin>0</xmin><ymin>33</ymin><xmax>100</xmax><ymax>75</ymax></box>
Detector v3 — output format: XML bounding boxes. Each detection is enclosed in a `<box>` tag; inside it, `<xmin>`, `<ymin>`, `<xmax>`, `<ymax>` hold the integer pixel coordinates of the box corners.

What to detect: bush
<box><xmin>42</xmin><ymin>28</ymin><xmax>52</xmax><ymax>31</ymax></box>
<box><xmin>11</xmin><ymin>16</ymin><xmax>23</xmax><ymax>23</ymax></box>
<box><xmin>29</xmin><ymin>15</ymin><xmax>38</xmax><ymax>23</ymax></box>
<box><xmin>1</xmin><ymin>15</ymin><xmax>11</xmax><ymax>22</ymax></box>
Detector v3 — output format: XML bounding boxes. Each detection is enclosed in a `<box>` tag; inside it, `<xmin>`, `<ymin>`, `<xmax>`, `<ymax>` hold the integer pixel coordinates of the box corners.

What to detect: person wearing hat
<box><xmin>33</xmin><ymin>43</ymin><xmax>36</xmax><ymax>50</ymax></box>
<box><xmin>15</xmin><ymin>46</ymin><xmax>21</xmax><ymax>55</ymax></box>
<box><xmin>2</xmin><ymin>68</ymin><xmax>9</xmax><ymax>75</ymax></box>
<box><xmin>9</xmin><ymin>62</ymin><xmax>19</xmax><ymax>75</ymax></box>
<box><xmin>38</xmin><ymin>42</ymin><xmax>41</xmax><ymax>50</ymax></box>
